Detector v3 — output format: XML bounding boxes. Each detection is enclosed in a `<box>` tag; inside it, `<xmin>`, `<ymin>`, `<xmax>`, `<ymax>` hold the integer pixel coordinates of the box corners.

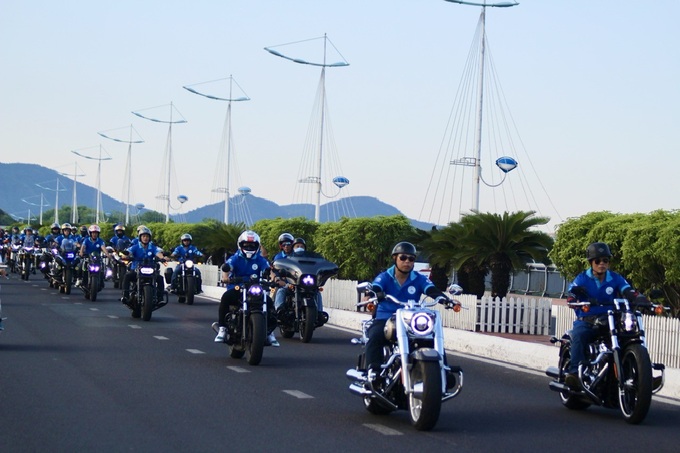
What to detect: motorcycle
<box><xmin>80</xmin><ymin>252</ymin><xmax>105</xmax><ymax>301</ymax></box>
<box><xmin>211</xmin><ymin>275</ymin><xmax>275</xmax><ymax>366</ymax></box>
<box><xmin>111</xmin><ymin>240</ymin><xmax>131</xmax><ymax>289</ymax></box>
<box><xmin>272</xmin><ymin>255</ymin><xmax>338</xmax><ymax>342</ymax></box>
<box><xmin>123</xmin><ymin>256</ymin><xmax>168</xmax><ymax>321</ymax></box>
<box><xmin>18</xmin><ymin>245</ymin><xmax>35</xmax><ymax>280</ymax></box>
<box><xmin>545</xmin><ymin>288</ymin><xmax>668</xmax><ymax>424</ymax></box>
<box><xmin>346</xmin><ymin>282</ymin><xmax>464</xmax><ymax>431</ymax></box>
<box><xmin>8</xmin><ymin>243</ymin><xmax>21</xmax><ymax>274</ymax></box>
<box><xmin>165</xmin><ymin>256</ymin><xmax>202</xmax><ymax>305</ymax></box>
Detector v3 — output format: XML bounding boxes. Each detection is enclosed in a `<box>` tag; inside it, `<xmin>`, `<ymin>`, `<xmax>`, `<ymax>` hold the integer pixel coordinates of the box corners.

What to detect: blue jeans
<box><xmin>274</xmin><ymin>287</ymin><xmax>323</xmax><ymax>312</ymax></box>
<box><xmin>568</xmin><ymin>320</ymin><xmax>598</xmax><ymax>374</ymax></box>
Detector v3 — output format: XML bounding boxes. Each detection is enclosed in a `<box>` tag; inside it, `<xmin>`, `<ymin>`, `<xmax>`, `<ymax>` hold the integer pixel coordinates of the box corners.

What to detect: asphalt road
<box><xmin>1</xmin><ymin>276</ymin><xmax>679</xmax><ymax>453</ymax></box>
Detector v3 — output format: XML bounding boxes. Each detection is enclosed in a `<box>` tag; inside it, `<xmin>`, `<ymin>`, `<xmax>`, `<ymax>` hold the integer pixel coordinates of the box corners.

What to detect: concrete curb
<box><xmin>200</xmin><ymin>288</ymin><xmax>680</xmax><ymax>400</ymax></box>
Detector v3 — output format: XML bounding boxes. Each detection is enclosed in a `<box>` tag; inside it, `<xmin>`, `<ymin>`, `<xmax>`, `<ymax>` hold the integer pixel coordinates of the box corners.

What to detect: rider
<box><xmin>76</xmin><ymin>225</ymin><xmax>89</xmax><ymax>248</ymax></box>
<box><xmin>564</xmin><ymin>242</ymin><xmax>646</xmax><ymax>389</ymax></box>
<box><xmin>120</xmin><ymin>226</ymin><xmax>166</xmax><ymax>306</ymax></box>
<box><xmin>109</xmin><ymin>224</ymin><xmax>130</xmax><ymax>249</ymax></box>
<box><xmin>54</xmin><ymin>223</ymin><xmax>75</xmax><ymax>250</ymax></box>
<box><xmin>44</xmin><ymin>223</ymin><xmax>62</xmax><ymax>247</ymax></box>
<box><xmin>167</xmin><ymin>233</ymin><xmax>203</xmax><ymax>294</ymax></box>
<box><xmin>272</xmin><ymin>237</ymin><xmax>328</xmax><ymax>325</ymax></box>
<box><xmin>215</xmin><ymin>230</ymin><xmax>279</xmax><ymax>347</ymax></box>
<box><xmin>76</xmin><ymin>225</ymin><xmax>110</xmax><ymax>286</ymax></box>
<box><xmin>271</xmin><ymin>232</ymin><xmax>294</xmax><ymax>305</ymax></box>
<box><xmin>20</xmin><ymin>227</ymin><xmax>37</xmax><ymax>248</ymax></box>
<box><xmin>364</xmin><ymin>241</ymin><xmax>454</xmax><ymax>383</ymax></box>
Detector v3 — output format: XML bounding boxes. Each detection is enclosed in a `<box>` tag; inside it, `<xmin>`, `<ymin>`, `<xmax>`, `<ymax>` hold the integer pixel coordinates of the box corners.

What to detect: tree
<box><xmin>427</xmin><ymin>211</ymin><xmax>552</xmax><ymax>299</ymax></box>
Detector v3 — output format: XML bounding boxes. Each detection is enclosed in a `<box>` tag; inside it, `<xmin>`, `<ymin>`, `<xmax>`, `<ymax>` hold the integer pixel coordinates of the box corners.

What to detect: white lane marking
<box><xmin>186</xmin><ymin>349</ymin><xmax>205</xmax><ymax>354</ymax></box>
<box><xmin>363</xmin><ymin>424</ymin><xmax>403</xmax><ymax>436</ymax></box>
<box><xmin>154</xmin><ymin>336</ymin><xmax>169</xmax><ymax>340</ymax></box>
<box><xmin>227</xmin><ymin>366</ymin><xmax>250</xmax><ymax>373</ymax></box>
<box><xmin>89</xmin><ymin>308</ymin><xmax>99</xmax><ymax>311</ymax></box>
<box><xmin>107</xmin><ymin>315</ymin><xmax>119</xmax><ymax>319</ymax></box>
<box><xmin>128</xmin><ymin>325</ymin><xmax>142</xmax><ymax>329</ymax></box>
<box><xmin>283</xmin><ymin>390</ymin><xmax>314</xmax><ymax>399</ymax></box>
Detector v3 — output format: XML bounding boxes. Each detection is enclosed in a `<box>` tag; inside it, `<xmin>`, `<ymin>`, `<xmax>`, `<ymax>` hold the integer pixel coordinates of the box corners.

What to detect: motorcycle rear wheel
<box><xmin>619</xmin><ymin>343</ymin><xmax>653</xmax><ymax>424</ymax></box>
<box><xmin>557</xmin><ymin>345</ymin><xmax>591</xmax><ymax>410</ymax></box>
<box><xmin>300</xmin><ymin>305</ymin><xmax>317</xmax><ymax>343</ymax></box>
<box><xmin>408</xmin><ymin>360</ymin><xmax>442</xmax><ymax>431</ymax></box>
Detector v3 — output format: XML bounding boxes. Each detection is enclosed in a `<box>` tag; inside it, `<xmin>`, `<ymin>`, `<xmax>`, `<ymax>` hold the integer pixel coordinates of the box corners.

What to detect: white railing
<box><xmin>476</xmin><ymin>296</ymin><xmax>552</xmax><ymax>335</ymax></box>
<box><xmin>552</xmin><ymin>304</ymin><xmax>680</xmax><ymax>369</ymax></box>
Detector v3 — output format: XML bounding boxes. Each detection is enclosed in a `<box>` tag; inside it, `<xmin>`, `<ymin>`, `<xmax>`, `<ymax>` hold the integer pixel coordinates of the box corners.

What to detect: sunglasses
<box><xmin>594</xmin><ymin>258</ymin><xmax>610</xmax><ymax>265</ymax></box>
<box><xmin>281</xmin><ymin>242</ymin><xmax>292</xmax><ymax>247</ymax></box>
<box><xmin>398</xmin><ymin>255</ymin><xmax>416</xmax><ymax>262</ymax></box>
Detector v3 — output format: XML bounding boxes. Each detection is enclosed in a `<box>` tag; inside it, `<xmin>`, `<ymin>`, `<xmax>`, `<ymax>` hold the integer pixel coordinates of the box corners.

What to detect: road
<box><xmin>1</xmin><ymin>276</ymin><xmax>679</xmax><ymax>453</ymax></box>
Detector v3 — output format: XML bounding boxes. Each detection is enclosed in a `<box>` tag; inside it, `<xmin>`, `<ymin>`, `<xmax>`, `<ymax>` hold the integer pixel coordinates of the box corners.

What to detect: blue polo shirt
<box><xmin>372</xmin><ymin>265</ymin><xmax>435</xmax><ymax>320</ymax></box>
<box><xmin>568</xmin><ymin>268</ymin><xmax>632</xmax><ymax>317</ymax></box>
<box><xmin>221</xmin><ymin>251</ymin><xmax>270</xmax><ymax>291</ymax></box>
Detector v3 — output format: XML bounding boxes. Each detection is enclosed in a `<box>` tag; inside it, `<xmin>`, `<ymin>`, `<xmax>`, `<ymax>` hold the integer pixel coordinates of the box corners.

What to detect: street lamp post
<box><xmin>98</xmin><ymin>125</ymin><xmax>144</xmax><ymax>225</ymax></box>
<box><xmin>72</xmin><ymin>145</ymin><xmax>112</xmax><ymax>224</ymax></box>
<box><xmin>61</xmin><ymin>162</ymin><xmax>85</xmax><ymax>224</ymax></box>
<box><xmin>445</xmin><ymin>0</ymin><xmax>519</xmax><ymax>212</ymax></box>
<box><xmin>36</xmin><ymin>179</ymin><xmax>67</xmax><ymax>224</ymax></box>
<box><xmin>265</xmin><ymin>34</ymin><xmax>350</xmax><ymax>222</ymax></box>
<box><xmin>132</xmin><ymin>103</ymin><xmax>187</xmax><ymax>223</ymax></box>
<box><xmin>183</xmin><ymin>76</ymin><xmax>250</xmax><ymax>225</ymax></box>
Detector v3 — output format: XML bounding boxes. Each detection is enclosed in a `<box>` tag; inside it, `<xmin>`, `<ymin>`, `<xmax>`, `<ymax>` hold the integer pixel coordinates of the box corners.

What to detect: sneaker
<box><xmin>266</xmin><ymin>333</ymin><xmax>280</xmax><ymax>347</ymax></box>
<box><xmin>215</xmin><ymin>326</ymin><xmax>227</xmax><ymax>343</ymax></box>
<box><xmin>75</xmin><ymin>278</ymin><xmax>82</xmax><ymax>286</ymax></box>
<box><xmin>565</xmin><ymin>373</ymin><xmax>581</xmax><ymax>390</ymax></box>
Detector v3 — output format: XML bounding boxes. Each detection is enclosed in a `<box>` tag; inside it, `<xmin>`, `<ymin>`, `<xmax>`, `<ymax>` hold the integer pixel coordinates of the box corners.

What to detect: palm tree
<box><xmin>457</xmin><ymin>211</ymin><xmax>553</xmax><ymax>299</ymax></box>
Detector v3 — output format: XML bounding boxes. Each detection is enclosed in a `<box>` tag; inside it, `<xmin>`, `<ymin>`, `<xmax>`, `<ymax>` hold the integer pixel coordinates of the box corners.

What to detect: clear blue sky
<box><xmin>2</xmin><ymin>1</ymin><xmax>678</xmax><ymax>231</ymax></box>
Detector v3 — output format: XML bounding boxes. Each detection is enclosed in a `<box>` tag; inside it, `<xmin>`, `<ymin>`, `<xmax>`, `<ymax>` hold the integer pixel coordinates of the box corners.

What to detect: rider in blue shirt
<box><xmin>364</xmin><ymin>242</ymin><xmax>452</xmax><ymax>379</ymax></box>
<box><xmin>167</xmin><ymin>233</ymin><xmax>203</xmax><ymax>293</ymax></box>
<box><xmin>214</xmin><ymin>231</ymin><xmax>278</xmax><ymax>346</ymax></box>
<box><xmin>109</xmin><ymin>224</ymin><xmax>130</xmax><ymax>249</ymax></box>
<box><xmin>120</xmin><ymin>226</ymin><xmax>166</xmax><ymax>305</ymax></box>
<box><xmin>564</xmin><ymin>242</ymin><xmax>644</xmax><ymax>389</ymax></box>
<box><xmin>76</xmin><ymin>225</ymin><xmax>110</xmax><ymax>286</ymax></box>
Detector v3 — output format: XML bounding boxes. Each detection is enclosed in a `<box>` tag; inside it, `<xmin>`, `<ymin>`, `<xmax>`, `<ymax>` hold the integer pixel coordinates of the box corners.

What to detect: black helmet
<box><xmin>292</xmin><ymin>237</ymin><xmax>306</xmax><ymax>248</ymax></box>
<box><xmin>586</xmin><ymin>242</ymin><xmax>612</xmax><ymax>261</ymax></box>
<box><xmin>391</xmin><ymin>242</ymin><xmax>417</xmax><ymax>257</ymax></box>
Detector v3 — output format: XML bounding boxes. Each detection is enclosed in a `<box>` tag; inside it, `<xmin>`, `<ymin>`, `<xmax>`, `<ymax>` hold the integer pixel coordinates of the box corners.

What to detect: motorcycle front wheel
<box><xmin>408</xmin><ymin>360</ymin><xmax>442</xmax><ymax>431</ymax></box>
<box><xmin>142</xmin><ymin>285</ymin><xmax>154</xmax><ymax>321</ymax></box>
<box><xmin>89</xmin><ymin>275</ymin><xmax>99</xmax><ymax>301</ymax></box>
<box><xmin>64</xmin><ymin>269</ymin><xmax>72</xmax><ymax>295</ymax></box>
<box><xmin>300</xmin><ymin>305</ymin><xmax>317</xmax><ymax>343</ymax></box>
<box><xmin>246</xmin><ymin>312</ymin><xmax>266</xmax><ymax>365</ymax></box>
<box><xmin>185</xmin><ymin>275</ymin><xmax>196</xmax><ymax>305</ymax></box>
<box><xmin>619</xmin><ymin>343</ymin><xmax>653</xmax><ymax>424</ymax></box>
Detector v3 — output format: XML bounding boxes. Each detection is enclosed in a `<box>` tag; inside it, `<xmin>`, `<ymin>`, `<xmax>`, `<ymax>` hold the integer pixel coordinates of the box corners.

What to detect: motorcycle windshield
<box><xmin>272</xmin><ymin>256</ymin><xmax>338</xmax><ymax>286</ymax></box>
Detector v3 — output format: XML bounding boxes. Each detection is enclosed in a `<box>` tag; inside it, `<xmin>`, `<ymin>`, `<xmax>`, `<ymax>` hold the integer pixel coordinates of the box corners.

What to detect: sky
<box><xmin>2</xmin><ymin>0</ymin><xmax>679</xmax><ymax>232</ymax></box>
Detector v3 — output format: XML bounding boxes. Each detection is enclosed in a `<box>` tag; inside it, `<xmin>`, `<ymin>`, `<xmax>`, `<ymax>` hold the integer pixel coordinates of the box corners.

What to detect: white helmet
<box><xmin>237</xmin><ymin>230</ymin><xmax>261</xmax><ymax>259</ymax></box>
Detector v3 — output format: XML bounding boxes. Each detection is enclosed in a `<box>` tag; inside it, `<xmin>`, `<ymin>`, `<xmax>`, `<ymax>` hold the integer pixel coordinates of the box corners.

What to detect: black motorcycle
<box><xmin>271</xmin><ymin>255</ymin><xmax>338</xmax><ymax>342</ymax></box>
<box><xmin>165</xmin><ymin>256</ymin><xmax>202</xmax><ymax>305</ymax></box>
<box><xmin>125</xmin><ymin>256</ymin><xmax>168</xmax><ymax>321</ymax></box>
<box><xmin>80</xmin><ymin>252</ymin><xmax>105</xmax><ymax>301</ymax></box>
<box><xmin>211</xmin><ymin>275</ymin><xmax>275</xmax><ymax>366</ymax></box>
<box><xmin>545</xmin><ymin>288</ymin><xmax>668</xmax><ymax>424</ymax></box>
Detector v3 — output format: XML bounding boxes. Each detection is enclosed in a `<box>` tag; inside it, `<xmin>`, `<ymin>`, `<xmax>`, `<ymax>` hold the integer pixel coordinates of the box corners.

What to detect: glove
<box><xmin>622</xmin><ymin>288</ymin><xmax>638</xmax><ymax>303</ymax></box>
<box><xmin>436</xmin><ymin>296</ymin><xmax>457</xmax><ymax>310</ymax></box>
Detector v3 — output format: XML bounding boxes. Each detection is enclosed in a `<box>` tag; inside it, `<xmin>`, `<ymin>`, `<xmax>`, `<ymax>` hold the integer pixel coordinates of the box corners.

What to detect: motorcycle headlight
<box><xmin>621</xmin><ymin>312</ymin><xmax>638</xmax><ymax>332</ymax></box>
<box><xmin>66</xmin><ymin>253</ymin><xmax>75</xmax><ymax>259</ymax></box>
<box><xmin>185</xmin><ymin>260</ymin><xmax>194</xmax><ymax>268</ymax></box>
<box><xmin>407</xmin><ymin>312</ymin><xmax>435</xmax><ymax>337</ymax></box>
<box><xmin>140</xmin><ymin>267</ymin><xmax>154</xmax><ymax>275</ymax></box>
<box><xmin>301</xmin><ymin>274</ymin><xmax>316</xmax><ymax>287</ymax></box>
<box><xmin>248</xmin><ymin>285</ymin><xmax>263</xmax><ymax>296</ymax></box>
<box><xmin>89</xmin><ymin>265</ymin><xmax>100</xmax><ymax>272</ymax></box>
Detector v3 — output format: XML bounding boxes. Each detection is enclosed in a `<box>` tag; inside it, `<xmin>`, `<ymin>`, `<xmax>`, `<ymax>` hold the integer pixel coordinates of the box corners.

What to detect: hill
<box><xmin>0</xmin><ymin>162</ymin><xmax>435</xmax><ymax>230</ymax></box>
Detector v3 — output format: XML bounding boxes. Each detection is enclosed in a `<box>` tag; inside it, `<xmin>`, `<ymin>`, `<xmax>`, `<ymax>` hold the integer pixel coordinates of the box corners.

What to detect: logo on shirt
<box><xmin>408</xmin><ymin>286</ymin><xmax>416</xmax><ymax>295</ymax></box>
<box><xmin>606</xmin><ymin>287</ymin><xmax>613</xmax><ymax>295</ymax></box>
<box><xmin>252</xmin><ymin>264</ymin><xmax>259</xmax><ymax>271</ymax></box>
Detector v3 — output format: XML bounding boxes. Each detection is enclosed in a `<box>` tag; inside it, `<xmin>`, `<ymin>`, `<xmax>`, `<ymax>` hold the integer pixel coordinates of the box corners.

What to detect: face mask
<box><xmin>293</xmin><ymin>247</ymin><xmax>305</xmax><ymax>254</ymax></box>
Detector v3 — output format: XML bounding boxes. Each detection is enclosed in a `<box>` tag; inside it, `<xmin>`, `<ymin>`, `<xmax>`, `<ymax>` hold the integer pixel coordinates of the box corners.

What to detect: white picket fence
<box><xmin>476</xmin><ymin>296</ymin><xmax>552</xmax><ymax>335</ymax></box>
<box><xmin>553</xmin><ymin>304</ymin><xmax>680</xmax><ymax>369</ymax></box>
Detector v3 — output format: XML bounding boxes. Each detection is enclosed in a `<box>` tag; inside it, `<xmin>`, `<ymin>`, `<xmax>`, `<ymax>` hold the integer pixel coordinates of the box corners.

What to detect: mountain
<box><xmin>0</xmin><ymin>162</ymin><xmax>436</xmax><ymax>230</ymax></box>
